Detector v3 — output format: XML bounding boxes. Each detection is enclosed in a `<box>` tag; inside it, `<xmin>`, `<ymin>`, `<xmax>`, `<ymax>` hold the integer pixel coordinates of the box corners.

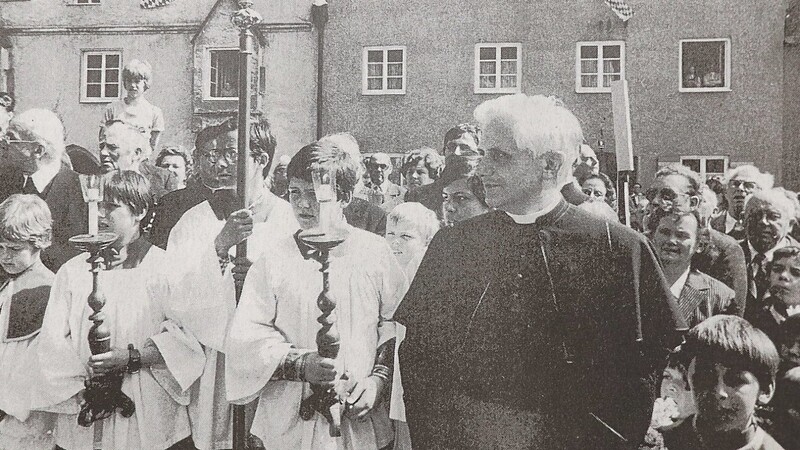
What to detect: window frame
<box><xmin>362</xmin><ymin>46</ymin><xmax>407</xmax><ymax>96</ymax></box>
<box><xmin>575</xmin><ymin>41</ymin><xmax>626</xmax><ymax>94</ymax></box>
<box><xmin>80</xmin><ymin>50</ymin><xmax>122</xmax><ymax>104</ymax></box>
<box><xmin>473</xmin><ymin>43</ymin><xmax>522</xmax><ymax>95</ymax></box>
<box><xmin>678</xmin><ymin>38</ymin><xmax>732</xmax><ymax>93</ymax></box>
<box><xmin>74</xmin><ymin>0</ymin><xmax>101</xmax><ymax>4</ymax></box>
<box><xmin>203</xmin><ymin>47</ymin><xmax>240</xmax><ymax>101</ymax></box>
<box><xmin>680</xmin><ymin>155</ymin><xmax>729</xmax><ymax>180</ymax></box>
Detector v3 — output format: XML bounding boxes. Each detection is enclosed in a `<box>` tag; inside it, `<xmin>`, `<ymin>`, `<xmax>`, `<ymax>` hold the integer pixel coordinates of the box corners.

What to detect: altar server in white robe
<box><xmin>164</xmin><ymin>117</ymin><xmax>297</xmax><ymax>450</ymax></box>
<box><xmin>225</xmin><ymin>140</ymin><xmax>407</xmax><ymax>450</ymax></box>
<box><xmin>34</xmin><ymin>171</ymin><xmax>205</xmax><ymax>450</ymax></box>
<box><xmin>0</xmin><ymin>194</ymin><xmax>56</xmax><ymax>450</ymax></box>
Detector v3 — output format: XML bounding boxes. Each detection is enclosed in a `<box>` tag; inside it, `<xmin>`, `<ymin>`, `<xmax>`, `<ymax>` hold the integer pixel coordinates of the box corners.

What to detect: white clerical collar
<box><xmin>670</xmin><ymin>267</ymin><xmax>691</xmax><ymax>299</ymax></box>
<box><xmin>505</xmin><ymin>196</ymin><xmax>561</xmax><ymax>225</ymax></box>
<box><xmin>725</xmin><ymin>211</ymin><xmax>738</xmax><ymax>233</ymax></box>
<box><xmin>27</xmin><ymin>162</ymin><xmax>60</xmax><ymax>193</ymax></box>
<box><xmin>748</xmin><ymin>238</ymin><xmax>791</xmax><ymax>262</ymax></box>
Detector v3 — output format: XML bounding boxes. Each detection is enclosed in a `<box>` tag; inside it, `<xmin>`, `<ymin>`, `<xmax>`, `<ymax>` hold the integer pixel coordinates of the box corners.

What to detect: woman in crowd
<box><xmin>441</xmin><ymin>157</ymin><xmax>490</xmax><ymax>226</ymax></box>
<box><xmin>581</xmin><ymin>172</ymin><xmax>617</xmax><ymax>211</ymax></box>
<box><xmin>156</xmin><ymin>146</ymin><xmax>191</xmax><ymax>190</ymax></box>
<box><xmin>401</xmin><ymin>147</ymin><xmax>443</xmax><ymax>192</ymax></box>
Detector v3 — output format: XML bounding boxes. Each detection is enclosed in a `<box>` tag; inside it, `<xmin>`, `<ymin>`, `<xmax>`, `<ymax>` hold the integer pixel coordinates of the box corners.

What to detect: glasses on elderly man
<box><xmin>645</xmin><ymin>187</ymin><xmax>699</xmax><ymax>212</ymax></box>
<box><xmin>202</xmin><ymin>148</ymin><xmax>238</xmax><ymax>165</ymax></box>
<box><xmin>728</xmin><ymin>179</ymin><xmax>759</xmax><ymax>191</ymax></box>
<box><xmin>1</xmin><ymin>133</ymin><xmax>38</xmax><ymax>146</ymax></box>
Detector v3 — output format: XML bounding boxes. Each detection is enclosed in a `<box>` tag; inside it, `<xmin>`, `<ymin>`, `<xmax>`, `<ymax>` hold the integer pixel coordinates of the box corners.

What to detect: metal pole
<box><xmin>311</xmin><ymin>1</ymin><xmax>329</xmax><ymax>140</ymax></box>
<box><xmin>231</xmin><ymin>2</ymin><xmax>261</xmax><ymax>449</ymax></box>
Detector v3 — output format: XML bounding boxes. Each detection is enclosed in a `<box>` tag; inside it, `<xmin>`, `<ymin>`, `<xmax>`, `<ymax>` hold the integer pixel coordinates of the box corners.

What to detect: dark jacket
<box><xmin>692</xmin><ymin>229</ymin><xmax>748</xmax><ymax>317</ymax></box>
<box><xmin>148</xmin><ymin>184</ymin><xmax>210</xmax><ymax>250</ymax></box>
<box><xmin>675</xmin><ymin>270</ymin><xmax>737</xmax><ymax>328</ymax></box>
<box><xmin>0</xmin><ymin>166</ymin><xmax>88</xmax><ymax>272</ymax></box>
<box><xmin>343</xmin><ymin>197</ymin><xmax>387</xmax><ymax>236</ymax></box>
<box><xmin>395</xmin><ymin>199</ymin><xmax>685</xmax><ymax>449</ymax></box>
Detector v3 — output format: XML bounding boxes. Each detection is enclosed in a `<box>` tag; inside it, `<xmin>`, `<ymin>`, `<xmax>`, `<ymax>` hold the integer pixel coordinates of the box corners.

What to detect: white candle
<box><xmin>88</xmin><ymin>201</ymin><xmax>98</xmax><ymax>236</ymax></box>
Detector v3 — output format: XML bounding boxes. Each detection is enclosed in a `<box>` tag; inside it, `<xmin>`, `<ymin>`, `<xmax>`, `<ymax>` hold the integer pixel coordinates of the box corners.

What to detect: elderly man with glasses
<box><xmin>645</xmin><ymin>165</ymin><xmax>748</xmax><ymax>317</ymax></box>
<box><xmin>710</xmin><ymin>165</ymin><xmax>775</xmax><ymax>240</ymax></box>
<box><xmin>0</xmin><ymin>109</ymin><xmax>87</xmax><ymax>272</ymax></box>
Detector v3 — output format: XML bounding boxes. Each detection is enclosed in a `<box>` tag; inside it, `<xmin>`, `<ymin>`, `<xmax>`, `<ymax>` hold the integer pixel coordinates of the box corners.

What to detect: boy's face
<box><xmin>781</xmin><ymin>337</ymin><xmax>800</xmax><ymax>369</ymax></box>
<box><xmin>385</xmin><ymin>219</ymin><xmax>426</xmax><ymax>267</ymax></box>
<box><xmin>0</xmin><ymin>239</ymin><xmax>39</xmax><ymax>275</ymax></box>
<box><xmin>99</xmin><ymin>199</ymin><xmax>144</xmax><ymax>248</ymax></box>
<box><xmin>689</xmin><ymin>358</ymin><xmax>774</xmax><ymax>433</ymax></box>
<box><xmin>288</xmin><ymin>177</ymin><xmax>345</xmax><ymax>231</ymax></box>
<box><xmin>442</xmin><ymin>177</ymin><xmax>489</xmax><ymax>225</ymax></box>
<box><xmin>769</xmin><ymin>255</ymin><xmax>800</xmax><ymax>305</ymax></box>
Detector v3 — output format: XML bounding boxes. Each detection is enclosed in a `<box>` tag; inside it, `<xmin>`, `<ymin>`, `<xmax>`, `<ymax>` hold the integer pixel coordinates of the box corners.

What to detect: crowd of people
<box><xmin>0</xmin><ymin>59</ymin><xmax>798</xmax><ymax>450</ymax></box>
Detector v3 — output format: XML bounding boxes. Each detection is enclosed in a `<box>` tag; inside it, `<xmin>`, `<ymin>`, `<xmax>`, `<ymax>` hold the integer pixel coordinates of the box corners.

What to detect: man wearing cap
<box><xmin>0</xmin><ymin>108</ymin><xmax>87</xmax><ymax>271</ymax></box>
<box><xmin>362</xmin><ymin>152</ymin><xmax>406</xmax><ymax>212</ymax></box>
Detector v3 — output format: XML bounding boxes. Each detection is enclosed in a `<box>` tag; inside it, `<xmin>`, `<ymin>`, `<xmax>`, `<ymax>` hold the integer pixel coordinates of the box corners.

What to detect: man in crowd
<box><xmin>100</xmin><ymin>120</ymin><xmax>177</xmax><ymax>201</ymax></box>
<box><xmin>395</xmin><ymin>94</ymin><xmax>685</xmax><ymax>448</ymax></box>
<box><xmin>361</xmin><ymin>152</ymin><xmax>405</xmax><ymax>211</ymax></box>
<box><xmin>646</xmin><ymin>165</ymin><xmax>748</xmax><ymax>316</ymax></box>
<box><xmin>405</xmin><ymin>123</ymin><xmax>481</xmax><ymax>217</ymax></box>
<box><xmin>741</xmin><ymin>188</ymin><xmax>799</xmax><ymax>321</ymax></box>
<box><xmin>711</xmin><ymin>165</ymin><xmax>774</xmax><ymax>240</ymax></box>
<box><xmin>0</xmin><ymin>108</ymin><xmax>86</xmax><ymax>271</ymax></box>
<box><xmin>560</xmin><ymin>143</ymin><xmax>597</xmax><ymax>206</ymax></box>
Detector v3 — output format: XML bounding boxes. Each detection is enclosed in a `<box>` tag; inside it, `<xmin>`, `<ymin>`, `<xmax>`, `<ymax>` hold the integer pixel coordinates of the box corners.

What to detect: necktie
<box><xmin>22</xmin><ymin>177</ymin><xmax>39</xmax><ymax>196</ymax></box>
<box><xmin>369</xmin><ymin>184</ymin><xmax>385</xmax><ymax>205</ymax></box>
<box><xmin>729</xmin><ymin>221</ymin><xmax>745</xmax><ymax>241</ymax></box>
<box><xmin>751</xmin><ymin>253</ymin><xmax>768</xmax><ymax>301</ymax></box>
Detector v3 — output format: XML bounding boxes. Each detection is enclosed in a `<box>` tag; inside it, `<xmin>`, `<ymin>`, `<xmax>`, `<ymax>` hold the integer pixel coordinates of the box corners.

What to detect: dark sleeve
<box><xmin>712</xmin><ymin>239</ymin><xmax>748</xmax><ymax>317</ymax></box>
<box><xmin>42</xmin><ymin>176</ymin><xmax>87</xmax><ymax>272</ymax></box>
<box><xmin>149</xmin><ymin>197</ymin><xmax>178</xmax><ymax>250</ymax></box>
<box><xmin>373</xmin><ymin>208</ymin><xmax>387</xmax><ymax>236</ymax></box>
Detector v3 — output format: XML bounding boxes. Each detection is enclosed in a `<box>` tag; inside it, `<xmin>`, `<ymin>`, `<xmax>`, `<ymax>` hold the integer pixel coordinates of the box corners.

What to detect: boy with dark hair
<box><xmin>665</xmin><ymin>315</ymin><xmax>783</xmax><ymax>449</ymax></box>
<box><xmin>225</xmin><ymin>140</ymin><xmax>406</xmax><ymax>449</ymax></box>
<box><xmin>35</xmin><ymin>171</ymin><xmax>204</xmax><ymax>450</ymax></box>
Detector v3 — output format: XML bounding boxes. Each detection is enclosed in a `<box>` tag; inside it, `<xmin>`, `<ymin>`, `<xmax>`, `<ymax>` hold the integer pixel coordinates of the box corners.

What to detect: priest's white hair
<box><xmin>473</xmin><ymin>93</ymin><xmax>584</xmax><ymax>182</ymax></box>
<box><xmin>10</xmin><ymin>108</ymin><xmax>66</xmax><ymax>164</ymax></box>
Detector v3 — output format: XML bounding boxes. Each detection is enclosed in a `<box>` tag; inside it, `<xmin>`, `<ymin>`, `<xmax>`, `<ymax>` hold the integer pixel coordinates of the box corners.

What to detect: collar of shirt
<box><xmin>505</xmin><ymin>196</ymin><xmax>561</xmax><ymax>225</ymax></box>
<box><xmin>748</xmin><ymin>238</ymin><xmax>791</xmax><ymax>264</ymax></box>
<box><xmin>725</xmin><ymin>211</ymin><xmax>738</xmax><ymax>233</ymax></box>
<box><xmin>27</xmin><ymin>162</ymin><xmax>60</xmax><ymax>193</ymax></box>
<box><xmin>670</xmin><ymin>267</ymin><xmax>691</xmax><ymax>299</ymax></box>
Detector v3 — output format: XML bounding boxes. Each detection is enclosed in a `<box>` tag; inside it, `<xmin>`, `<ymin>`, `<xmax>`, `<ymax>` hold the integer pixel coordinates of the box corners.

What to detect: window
<box><xmin>679</xmin><ymin>38</ymin><xmax>731</xmax><ymax>92</ymax></box>
<box><xmin>75</xmin><ymin>0</ymin><xmax>100</xmax><ymax>4</ymax></box>
<box><xmin>362</xmin><ymin>46</ymin><xmax>406</xmax><ymax>95</ymax></box>
<box><xmin>205</xmin><ymin>49</ymin><xmax>239</xmax><ymax>99</ymax></box>
<box><xmin>474</xmin><ymin>43</ymin><xmax>521</xmax><ymax>94</ymax></box>
<box><xmin>681</xmin><ymin>156</ymin><xmax>728</xmax><ymax>180</ymax></box>
<box><xmin>81</xmin><ymin>51</ymin><xmax>121</xmax><ymax>103</ymax></box>
<box><xmin>576</xmin><ymin>41</ymin><xmax>625</xmax><ymax>93</ymax></box>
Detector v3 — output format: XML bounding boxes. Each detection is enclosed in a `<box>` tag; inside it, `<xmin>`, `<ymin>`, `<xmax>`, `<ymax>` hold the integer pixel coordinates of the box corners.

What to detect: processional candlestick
<box><xmin>73</xmin><ymin>174</ymin><xmax>134</xmax><ymax>426</ymax></box>
<box><xmin>297</xmin><ymin>167</ymin><xmax>351</xmax><ymax>437</ymax></box>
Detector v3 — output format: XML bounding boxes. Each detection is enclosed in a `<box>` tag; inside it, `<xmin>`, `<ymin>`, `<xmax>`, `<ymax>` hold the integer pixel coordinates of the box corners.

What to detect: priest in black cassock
<box><xmin>394</xmin><ymin>94</ymin><xmax>686</xmax><ymax>449</ymax></box>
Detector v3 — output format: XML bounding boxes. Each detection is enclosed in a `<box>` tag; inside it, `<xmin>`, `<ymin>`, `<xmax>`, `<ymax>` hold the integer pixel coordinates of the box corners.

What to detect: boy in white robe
<box><xmin>225</xmin><ymin>140</ymin><xmax>407</xmax><ymax>449</ymax></box>
<box><xmin>0</xmin><ymin>194</ymin><xmax>56</xmax><ymax>450</ymax></box>
<box><xmin>35</xmin><ymin>171</ymin><xmax>204</xmax><ymax>450</ymax></box>
<box><xmin>164</xmin><ymin>117</ymin><xmax>297</xmax><ymax>450</ymax></box>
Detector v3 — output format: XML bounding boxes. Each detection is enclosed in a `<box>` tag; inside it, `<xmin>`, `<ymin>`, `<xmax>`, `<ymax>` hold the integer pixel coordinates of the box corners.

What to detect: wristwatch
<box><xmin>127</xmin><ymin>344</ymin><xmax>142</xmax><ymax>374</ymax></box>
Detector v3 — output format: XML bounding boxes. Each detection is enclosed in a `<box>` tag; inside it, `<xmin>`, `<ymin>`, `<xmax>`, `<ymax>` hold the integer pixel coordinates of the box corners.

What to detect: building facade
<box><xmin>321</xmin><ymin>0</ymin><xmax>790</xmax><ymax>186</ymax></box>
<box><xmin>0</xmin><ymin>0</ymin><xmax>317</xmax><ymax>163</ymax></box>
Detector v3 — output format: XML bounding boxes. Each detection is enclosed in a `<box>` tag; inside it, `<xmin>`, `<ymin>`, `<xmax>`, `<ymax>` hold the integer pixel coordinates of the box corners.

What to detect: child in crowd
<box><xmin>385</xmin><ymin>202</ymin><xmax>439</xmax><ymax>281</ymax></box>
<box><xmin>768</xmin><ymin>367</ymin><xmax>800</xmax><ymax>449</ymax></box>
<box><xmin>35</xmin><ymin>171</ymin><xmax>204</xmax><ymax>450</ymax></box>
<box><xmin>0</xmin><ymin>194</ymin><xmax>55</xmax><ymax>450</ymax></box>
<box><xmin>751</xmin><ymin>246</ymin><xmax>800</xmax><ymax>342</ymax></box>
<box><xmin>225</xmin><ymin>140</ymin><xmax>407</xmax><ymax>449</ymax></box>
<box><xmin>665</xmin><ymin>315</ymin><xmax>783</xmax><ymax>450</ymax></box>
<box><xmin>101</xmin><ymin>59</ymin><xmax>165</xmax><ymax>151</ymax></box>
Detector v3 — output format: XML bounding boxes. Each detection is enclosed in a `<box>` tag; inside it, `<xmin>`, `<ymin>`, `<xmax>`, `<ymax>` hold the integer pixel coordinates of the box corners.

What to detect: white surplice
<box><xmin>0</xmin><ymin>279</ymin><xmax>56</xmax><ymax>450</ymax></box>
<box><xmin>34</xmin><ymin>247</ymin><xmax>205</xmax><ymax>450</ymax></box>
<box><xmin>225</xmin><ymin>225</ymin><xmax>408</xmax><ymax>450</ymax></box>
<box><xmin>167</xmin><ymin>192</ymin><xmax>298</xmax><ymax>450</ymax></box>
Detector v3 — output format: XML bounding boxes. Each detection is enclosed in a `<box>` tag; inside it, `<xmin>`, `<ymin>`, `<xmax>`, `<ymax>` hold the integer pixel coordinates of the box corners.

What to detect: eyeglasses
<box><xmin>728</xmin><ymin>179</ymin><xmax>759</xmax><ymax>191</ymax></box>
<box><xmin>1</xmin><ymin>134</ymin><xmax>38</xmax><ymax>146</ymax></box>
<box><xmin>202</xmin><ymin>148</ymin><xmax>238</xmax><ymax>165</ymax></box>
<box><xmin>582</xmin><ymin>188</ymin><xmax>606</xmax><ymax>198</ymax></box>
<box><xmin>645</xmin><ymin>187</ymin><xmax>699</xmax><ymax>212</ymax></box>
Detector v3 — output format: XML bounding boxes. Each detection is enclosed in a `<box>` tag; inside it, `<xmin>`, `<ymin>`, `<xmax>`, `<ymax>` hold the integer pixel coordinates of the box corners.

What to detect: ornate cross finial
<box><xmin>232</xmin><ymin>0</ymin><xmax>262</xmax><ymax>30</ymax></box>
